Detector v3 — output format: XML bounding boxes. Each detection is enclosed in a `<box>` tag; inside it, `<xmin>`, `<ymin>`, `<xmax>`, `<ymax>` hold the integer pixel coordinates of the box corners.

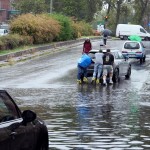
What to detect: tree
<box><xmin>51</xmin><ymin>0</ymin><xmax>102</xmax><ymax>22</ymax></box>
<box><xmin>133</xmin><ymin>0</ymin><xmax>149</xmax><ymax>26</ymax></box>
<box><xmin>13</xmin><ymin>0</ymin><xmax>47</xmax><ymax>14</ymax></box>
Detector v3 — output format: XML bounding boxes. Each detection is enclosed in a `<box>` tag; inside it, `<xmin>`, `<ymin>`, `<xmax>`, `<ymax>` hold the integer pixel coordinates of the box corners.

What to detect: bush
<box><xmin>10</xmin><ymin>13</ymin><xmax>61</xmax><ymax>44</ymax></box>
<box><xmin>71</xmin><ymin>21</ymin><xmax>93</xmax><ymax>38</ymax></box>
<box><xmin>50</xmin><ymin>14</ymin><xmax>74</xmax><ymax>41</ymax></box>
<box><xmin>71</xmin><ymin>22</ymin><xmax>82</xmax><ymax>39</ymax></box>
<box><xmin>0</xmin><ymin>34</ymin><xmax>33</xmax><ymax>50</ymax></box>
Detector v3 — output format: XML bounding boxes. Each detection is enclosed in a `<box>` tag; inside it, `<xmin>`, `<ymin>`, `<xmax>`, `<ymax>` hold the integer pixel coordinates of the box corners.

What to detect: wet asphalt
<box><xmin>0</xmin><ymin>40</ymin><xmax>150</xmax><ymax>149</ymax></box>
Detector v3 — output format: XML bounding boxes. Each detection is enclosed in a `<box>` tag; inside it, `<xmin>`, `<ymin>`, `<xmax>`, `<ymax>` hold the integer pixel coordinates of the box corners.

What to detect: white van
<box><xmin>116</xmin><ymin>24</ymin><xmax>150</xmax><ymax>40</ymax></box>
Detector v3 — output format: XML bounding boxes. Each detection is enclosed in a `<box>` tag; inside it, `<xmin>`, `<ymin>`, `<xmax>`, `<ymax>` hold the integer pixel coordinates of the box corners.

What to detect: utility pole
<box><xmin>50</xmin><ymin>0</ymin><xmax>53</xmax><ymax>13</ymax></box>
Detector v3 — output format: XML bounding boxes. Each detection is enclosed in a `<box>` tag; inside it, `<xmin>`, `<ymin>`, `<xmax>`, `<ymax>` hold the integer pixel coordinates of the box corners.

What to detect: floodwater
<box><xmin>1</xmin><ymin>40</ymin><xmax>150</xmax><ymax>149</ymax></box>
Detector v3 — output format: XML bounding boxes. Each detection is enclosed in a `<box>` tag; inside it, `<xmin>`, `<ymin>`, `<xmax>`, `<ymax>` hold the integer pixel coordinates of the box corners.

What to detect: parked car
<box><xmin>0</xmin><ymin>29</ymin><xmax>8</xmax><ymax>36</ymax></box>
<box><xmin>87</xmin><ymin>48</ymin><xmax>131</xmax><ymax>83</ymax></box>
<box><xmin>0</xmin><ymin>90</ymin><xmax>48</xmax><ymax>150</ymax></box>
<box><xmin>122</xmin><ymin>41</ymin><xmax>146</xmax><ymax>64</ymax></box>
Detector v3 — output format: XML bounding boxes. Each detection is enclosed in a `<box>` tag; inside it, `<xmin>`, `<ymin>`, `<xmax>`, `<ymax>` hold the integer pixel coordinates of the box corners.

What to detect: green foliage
<box><xmin>10</xmin><ymin>13</ymin><xmax>61</xmax><ymax>44</ymax></box>
<box><xmin>52</xmin><ymin>0</ymin><xmax>102</xmax><ymax>22</ymax></box>
<box><xmin>50</xmin><ymin>13</ymin><xmax>74</xmax><ymax>41</ymax></box>
<box><xmin>13</xmin><ymin>0</ymin><xmax>48</xmax><ymax>14</ymax></box>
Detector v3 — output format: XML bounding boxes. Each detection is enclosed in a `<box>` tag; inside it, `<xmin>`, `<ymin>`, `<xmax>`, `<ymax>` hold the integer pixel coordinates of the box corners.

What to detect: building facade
<box><xmin>0</xmin><ymin>0</ymin><xmax>19</xmax><ymax>23</ymax></box>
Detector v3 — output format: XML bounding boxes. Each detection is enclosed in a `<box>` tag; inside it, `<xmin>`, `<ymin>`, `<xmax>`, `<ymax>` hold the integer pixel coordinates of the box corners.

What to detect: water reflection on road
<box><xmin>8</xmin><ymin>72</ymin><xmax>150</xmax><ymax>149</ymax></box>
<box><xmin>44</xmin><ymin>83</ymin><xmax>146</xmax><ymax>150</ymax></box>
<box><xmin>2</xmin><ymin>41</ymin><xmax>150</xmax><ymax>149</ymax></box>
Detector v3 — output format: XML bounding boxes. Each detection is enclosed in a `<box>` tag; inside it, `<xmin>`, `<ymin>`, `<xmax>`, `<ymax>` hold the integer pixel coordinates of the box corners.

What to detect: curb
<box><xmin>0</xmin><ymin>37</ymin><xmax>100</xmax><ymax>66</ymax></box>
<box><xmin>0</xmin><ymin>37</ymin><xmax>101</xmax><ymax>61</ymax></box>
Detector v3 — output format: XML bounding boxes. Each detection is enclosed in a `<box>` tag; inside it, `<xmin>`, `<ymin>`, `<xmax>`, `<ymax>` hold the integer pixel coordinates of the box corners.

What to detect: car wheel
<box><xmin>112</xmin><ymin>69</ymin><xmax>119</xmax><ymax>83</ymax></box>
<box><xmin>144</xmin><ymin>37</ymin><xmax>149</xmax><ymax>41</ymax></box>
<box><xmin>140</xmin><ymin>58</ymin><xmax>143</xmax><ymax>64</ymax></box>
<box><xmin>143</xmin><ymin>55</ymin><xmax>146</xmax><ymax>62</ymax></box>
<box><xmin>125</xmin><ymin>66</ymin><xmax>131</xmax><ymax>79</ymax></box>
<box><xmin>123</xmin><ymin>36</ymin><xmax>128</xmax><ymax>40</ymax></box>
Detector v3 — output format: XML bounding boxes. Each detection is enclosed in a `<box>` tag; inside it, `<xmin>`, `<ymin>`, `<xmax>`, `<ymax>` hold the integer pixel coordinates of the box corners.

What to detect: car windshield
<box><xmin>124</xmin><ymin>42</ymin><xmax>140</xmax><ymax>49</ymax></box>
<box><xmin>0</xmin><ymin>92</ymin><xmax>19</xmax><ymax>122</ymax></box>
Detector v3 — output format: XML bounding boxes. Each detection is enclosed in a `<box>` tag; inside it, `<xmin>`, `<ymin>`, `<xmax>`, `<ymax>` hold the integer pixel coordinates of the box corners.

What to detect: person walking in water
<box><xmin>83</xmin><ymin>37</ymin><xmax>92</xmax><ymax>54</ymax></box>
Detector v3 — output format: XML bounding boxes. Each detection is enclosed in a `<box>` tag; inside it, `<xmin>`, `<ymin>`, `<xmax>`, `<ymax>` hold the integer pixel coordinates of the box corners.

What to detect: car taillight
<box><xmin>122</xmin><ymin>51</ymin><xmax>127</xmax><ymax>53</ymax></box>
<box><xmin>136</xmin><ymin>51</ymin><xmax>142</xmax><ymax>53</ymax></box>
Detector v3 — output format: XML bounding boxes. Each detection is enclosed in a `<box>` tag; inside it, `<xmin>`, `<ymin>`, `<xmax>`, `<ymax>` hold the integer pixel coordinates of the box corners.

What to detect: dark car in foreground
<box><xmin>87</xmin><ymin>48</ymin><xmax>131</xmax><ymax>83</ymax></box>
<box><xmin>0</xmin><ymin>90</ymin><xmax>48</xmax><ymax>150</ymax></box>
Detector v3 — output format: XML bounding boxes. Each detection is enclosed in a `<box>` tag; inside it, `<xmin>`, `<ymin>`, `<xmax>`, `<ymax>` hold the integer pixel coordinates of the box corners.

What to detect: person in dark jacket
<box><xmin>83</xmin><ymin>37</ymin><xmax>92</xmax><ymax>54</ymax></box>
<box><xmin>102</xmin><ymin>49</ymin><xmax>114</xmax><ymax>85</ymax></box>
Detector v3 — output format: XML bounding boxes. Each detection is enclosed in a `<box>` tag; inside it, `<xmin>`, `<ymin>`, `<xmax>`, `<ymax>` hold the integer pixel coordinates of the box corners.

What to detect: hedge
<box><xmin>10</xmin><ymin>13</ymin><xmax>61</xmax><ymax>44</ymax></box>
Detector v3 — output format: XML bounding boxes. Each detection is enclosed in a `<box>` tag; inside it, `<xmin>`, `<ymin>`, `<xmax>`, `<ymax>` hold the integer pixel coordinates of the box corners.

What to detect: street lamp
<box><xmin>50</xmin><ymin>0</ymin><xmax>53</xmax><ymax>13</ymax></box>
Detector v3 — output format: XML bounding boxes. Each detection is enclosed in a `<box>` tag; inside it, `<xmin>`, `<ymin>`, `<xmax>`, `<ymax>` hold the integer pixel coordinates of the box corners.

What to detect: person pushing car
<box><xmin>102</xmin><ymin>49</ymin><xmax>114</xmax><ymax>85</ymax></box>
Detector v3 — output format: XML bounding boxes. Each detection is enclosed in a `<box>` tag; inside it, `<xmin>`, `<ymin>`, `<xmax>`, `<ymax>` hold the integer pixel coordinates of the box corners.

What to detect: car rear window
<box><xmin>111</xmin><ymin>51</ymin><xmax>124</xmax><ymax>59</ymax></box>
<box><xmin>124</xmin><ymin>42</ymin><xmax>140</xmax><ymax>49</ymax></box>
<box><xmin>88</xmin><ymin>52</ymin><xmax>95</xmax><ymax>59</ymax></box>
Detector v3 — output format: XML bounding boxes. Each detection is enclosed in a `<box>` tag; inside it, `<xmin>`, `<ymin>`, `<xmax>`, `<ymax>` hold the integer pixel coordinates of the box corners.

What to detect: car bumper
<box><xmin>122</xmin><ymin>53</ymin><xmax>143</xmax><ymax>59</ymax></box>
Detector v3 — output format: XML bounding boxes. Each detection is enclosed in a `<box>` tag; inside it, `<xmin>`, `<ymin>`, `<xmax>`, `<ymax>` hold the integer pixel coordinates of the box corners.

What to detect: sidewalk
<box><xmin>0</xmin><ymin>37</ymin><xmax>100</xmax><ymax>67</ymax></box>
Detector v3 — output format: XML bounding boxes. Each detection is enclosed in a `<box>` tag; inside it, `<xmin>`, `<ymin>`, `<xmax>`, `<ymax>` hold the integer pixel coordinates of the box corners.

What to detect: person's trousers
<box><xmin>93</xmin><ymin>63</ymin><xmax>103</xmax><ymax>78</ymax></box>
<box><xmin>77</xmin><ymin>65</ymin><xmax>87</xmax><ymax>80</ymax></box>
<box><xmin>103</xmin><ymin>39</ymin><xmax>107</xmax><ymax>45</ymax></box>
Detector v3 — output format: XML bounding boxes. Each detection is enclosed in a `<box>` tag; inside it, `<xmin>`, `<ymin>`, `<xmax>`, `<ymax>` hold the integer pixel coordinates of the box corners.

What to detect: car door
<box><xmin>114</xmin><ymin>52</ymin><xmax>129</xmax><ymax>75</ymax></box>
<box><xmin>0</xmin><ymin>122</ymin><xmax>10</xmax><ymax>150</ymax></box>
<box><xmin>0</xmin><ymin>91</ymin><xmax>36</xmax><ymax>150</ymax></box>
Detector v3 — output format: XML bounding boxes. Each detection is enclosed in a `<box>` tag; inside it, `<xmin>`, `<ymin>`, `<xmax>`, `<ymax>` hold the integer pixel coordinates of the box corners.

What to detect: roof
<box><xmin>89</xmin><ymin>48</ymin><xmax>120</xmax><ymax>53</ymax></box>
<box><xmin>123</xmin><ymin>40</ymin><xmax>141</xmax><ymax>43</ymax></box>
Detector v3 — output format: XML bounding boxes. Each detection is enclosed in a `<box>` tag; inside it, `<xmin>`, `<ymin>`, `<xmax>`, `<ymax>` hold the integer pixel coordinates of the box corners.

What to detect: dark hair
<box><xmin>107</xmin><ymin>49</ymin><xmax>110</xmax><ymax>52</ymax></box>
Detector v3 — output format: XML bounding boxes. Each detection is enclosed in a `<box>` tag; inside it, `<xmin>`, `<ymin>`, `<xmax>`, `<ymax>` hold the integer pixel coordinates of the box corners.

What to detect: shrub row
<box><xmin>0</xmin><ymin>34</ymin><xmax>33</xmax><ymax>50</ymax></box>
<box><xmin>10</xmin><ymin>14</ymin><xmax>61</xmax><ymax>44</ymax></box>
<box><xmin>1</xmin><ymin>13</ymin><xmax>94</xmax><ymax>50</ymax></box>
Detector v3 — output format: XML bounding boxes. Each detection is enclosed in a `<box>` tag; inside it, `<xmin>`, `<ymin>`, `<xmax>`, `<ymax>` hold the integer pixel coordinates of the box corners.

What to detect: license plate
<box><xmin>128</xmin><ymin>54</ymin><xmax>135</xmax><ymax>57</ymax></box>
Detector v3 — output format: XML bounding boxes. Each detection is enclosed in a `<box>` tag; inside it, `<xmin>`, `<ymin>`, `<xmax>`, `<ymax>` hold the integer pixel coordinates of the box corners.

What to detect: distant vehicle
<box><xmin>0</xmin><ymin>90</ymin><xmax>49</xmax><ymax>150</ymax></box>
<box><xmin>116</xmin><ymin>24</ymin><xmax>150</xmax><ymax>41</ymax></box>
<box><xmin>0</xmin><ymin>23</ymin><xmax>9</xmax><ymax>30</ymax></box>
<box><xmin>122</xmin><ymin>41</ymin><xmax>146</xmax><ymax>64</ymax></box>
<box><xmin>0</xmin><ymin>29</ymin><xmax>8</xmax><ymax>36</ymax></box>
<box><xmin>87</xmin><ymin>48</ymin><xmax>131</xmax><ymax>83</ymax></box>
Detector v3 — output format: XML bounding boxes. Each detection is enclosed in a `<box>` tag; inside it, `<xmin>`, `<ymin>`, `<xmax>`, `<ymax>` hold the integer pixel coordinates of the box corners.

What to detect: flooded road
<box><xmin>0</xmin><ymin>40</ymin><xmax>150</xmax><ymax>149</ymax></box>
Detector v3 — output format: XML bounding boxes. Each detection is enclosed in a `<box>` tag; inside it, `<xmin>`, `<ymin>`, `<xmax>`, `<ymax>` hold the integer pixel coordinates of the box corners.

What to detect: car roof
<box><xmin>89</xmin><ymin>48</ymin><xmax>120</xmax><ymax>53</ymax></box>
<box><xmin>123</xmin><ymin>40</ymin><xmax>141</xmax><ymax>44</ymax></box>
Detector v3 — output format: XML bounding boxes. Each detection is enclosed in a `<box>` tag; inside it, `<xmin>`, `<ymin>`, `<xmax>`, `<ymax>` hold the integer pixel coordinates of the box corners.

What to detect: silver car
<box><xmin>122</xmin><ymin>41</ymin><xmax>146</xmax><ymax>64</ymax></box>
<box><xmin>87</xmin><ymin>48</ymin><xmax>131</xmax><ymax>83</ymax></box>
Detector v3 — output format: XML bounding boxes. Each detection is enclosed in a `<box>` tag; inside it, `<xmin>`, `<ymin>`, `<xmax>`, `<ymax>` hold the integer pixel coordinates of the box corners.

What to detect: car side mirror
<box><xmin>21</xmin><ymin>110</ymin><xmax>36</xmax><ymax>126</ymax></box>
